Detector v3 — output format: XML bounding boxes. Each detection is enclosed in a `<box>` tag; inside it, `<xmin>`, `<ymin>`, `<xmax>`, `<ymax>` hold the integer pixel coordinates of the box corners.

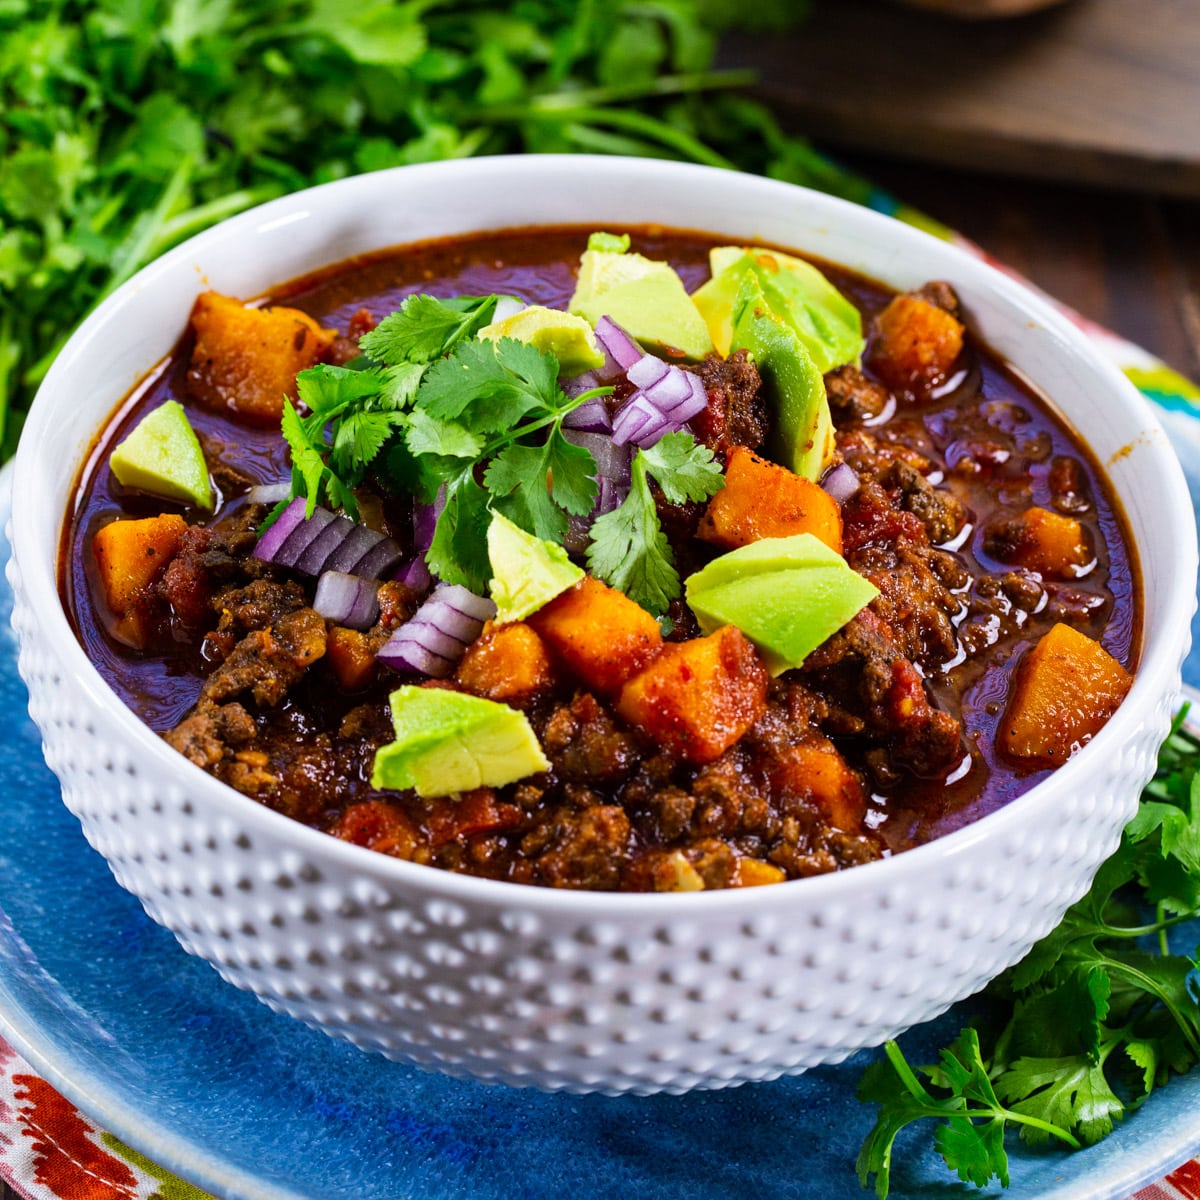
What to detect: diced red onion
<box><xmin>323</xmin><ymin>523</ymin><xmax>383</xmax><ymax>575</ymax></box>
<box><xmin>563</xmin><ymin>395</ymin><xmax>612</xmax><ymax>433</ymax></box>
<box><xmin>629</xmin><ymin>358</ymin><xmax>708</xmax><ymax>423</ymax></box>
<box><xmin>612</xmin><ymin>392</ymin><xmax>673</xmax><ymax>448</ymax></box>
<box><xmin>413</xmin><ymin>485</ymin><xmax>447</xmax><ymax>555</ymax></box>
<box><xmin>313</xmin><ymin>571</ymin><xmax>380</xmax><ymax>629</ymax></box>
<box><xmin>820</xmin><ymin>462</ymin><xmax>861</xmax><ymax>504</ymax></box>
<box><xmin>627</xmin><ymin>356</ymin><xmax>669</xmax><ymax>390</ymax></box>
<box><xmin>597</xmin><ymin>476</ymin><xmax>628</xmax><ymax>515</ymax></box>
<box><xmin>491</xmin><ymin>296</ymin><xmax>525</xmax><ymax>323</ymax></box>
<box><xmin>254</xmin><ymin>499</ymin><xmax>402</xmax><ymax>579</ymax></box>
<box><xmin>246</xmin><ymin>482</ymin><xmax>292</xmax><ymax>506</ymax></box>
<box><xmin>563</xmin><ymin>429</ymin><xmax>632</xmax><ymax>486</ymax></box>
<box><xmin>376</xmin><ymin>584</ymin><xmax>497</xmax><ymax>678</ymax></box>
<box><xmin>563</xmin><ymin>371</ymin><xmax>602</xmax><ymax>398</ymax></box>
<box><xmin>594</xmin><ymin>316</ymin><xmax>643</xmax><ymax>374</ymax></box>
<box><xmin>273</xmin><ymin>507</ymin><xmax>337</xmax><ymax>569</ymax></box>
<box><xmin>393</xmin><ymin>556</ymin><xmax>432</xmax><ymax>594</ymax></box>
<box><xmin>253</xmin><ymin>497</ymin><xmax>308</xmax><ymax>564</ymax></box>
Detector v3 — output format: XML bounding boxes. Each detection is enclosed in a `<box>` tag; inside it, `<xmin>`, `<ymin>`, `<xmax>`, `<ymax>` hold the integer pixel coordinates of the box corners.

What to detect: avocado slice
<box><xmin>729</xmin><ymin>274</ymin><xmax>834</xmax><ymax>481</ymax></box>
<box><xmin>569</xmin><ymin>245</ymin><xmax>713</xmax><ymax>360</ymax></box>
<box><xmin>109</xmin><ymin>399</ymin><xmax>214</xmax><ymax>511</ymax></box>
<box><xmin>371</xmin><ymin>686</ymin><xmax>549</xmax><ymax>797</ymax></box>
<box><xmin>478</xmin><ymin>305</ymin><xmax>605</xmax><ymax>375</ymax></box>
<box><xmin>487</xmin><ymin>511</ymin><xmax>583</xmax><ymax>623</ymax></box>
<box><xmin>692</xmin><ymin>246</ymin><xmax>863</xmax><ymax>372</ymax></box>
<box><xmin>685</xmin><ymin>533</ymin><xmax>878</xmax><ymax>676</ymax></box>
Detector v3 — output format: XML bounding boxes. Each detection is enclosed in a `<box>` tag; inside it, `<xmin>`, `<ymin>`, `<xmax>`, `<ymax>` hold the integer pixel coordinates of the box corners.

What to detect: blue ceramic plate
<box><xmin>2</xmin><ymin>472</ymin><xmax>1199</xmax><ymax>1200</ymax></box>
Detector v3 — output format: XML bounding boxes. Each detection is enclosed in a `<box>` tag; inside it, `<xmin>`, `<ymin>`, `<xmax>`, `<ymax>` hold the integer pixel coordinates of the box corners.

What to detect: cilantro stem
<box><xmin>1088</xmin><ymin>908</ymin><xmax>1200</xmax><ymax>941</ymax></box>
<box><xmin>882</xmin><ymin>1039</ymin><xmax>932</xmax><ymax>1100</ymax></box>
<box><xmin>477</xmin><ymin>386</ymin><xmax>613</xmax><ymax>460</ymax></box>
<box><xmin>521</xmin><ymin>69</ymin><xmax>758</xmax><ymax>111</ymax></box>
<box><xmin>1104</xmin><ymin>956</ymin><xmax>1200</xmax><ymax>1059</ymax></box>
<box><xmin>481</xmin><ymin>105</ymin><xmax>736</xmax><ymax>170</ymax></box>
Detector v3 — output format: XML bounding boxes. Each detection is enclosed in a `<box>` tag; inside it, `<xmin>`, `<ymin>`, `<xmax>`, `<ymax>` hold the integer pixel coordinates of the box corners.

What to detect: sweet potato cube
<box><xmin>616</xmin><ymin>625</ymin><xmax>767</xmax><ymax>764</ymax></box>
<box><xmin>998</xmin><ymin>622</ymin><xmax>1132</xmax><ymax>767</ymax></box>
<box><xmin>869</xmin><ymin>293</ymin><xmax>964</xmax><ymax>391</ymax></box>
<box><xmin>731</xmin><ymin>858</ymin><xmax>787</xmax><ymax>888</ymax></box>
<box><xmin>528</xmin><ymin>576</ymin><xmax>662</xmax><ymax>694</ymax></box>
<box><xmin>326</xmin><ymin>626</ymin><xmax>378</xmax><ymax>692</ymax></box>
<box><xmin>92</xmin><ymin>514</ymin><xmax>188</xmax><ymax>646</ymax></box>
<box><xmin>986</xmin><ymin>507</ymin><xmax>1093</xmax><ymax>579</ymax></box>
<box><xmin>186</xmin><ymin>291</ymin><xmax>336</xmax><ymax>423</ymax></box>
<box><xmin>767</xmin><ymin>737</ymin><xmax>866</xmax><ymax>832</ymax></box>
<box><xmin>698</xmin><ymin>445</ymin><xmax>842</xmax><ymax>554</ymax></box>
<box><xmin>455</xmin><ymin>621</ymin><xmax>556</xmax><ymax>707</ymax></box>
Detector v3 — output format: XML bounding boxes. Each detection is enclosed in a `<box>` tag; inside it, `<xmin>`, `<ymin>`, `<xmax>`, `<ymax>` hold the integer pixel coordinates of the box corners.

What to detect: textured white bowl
<box><xmin>8</xmin><ymin>156</ymin><xmax>1197</xmax><ymax>1095</ymax></box>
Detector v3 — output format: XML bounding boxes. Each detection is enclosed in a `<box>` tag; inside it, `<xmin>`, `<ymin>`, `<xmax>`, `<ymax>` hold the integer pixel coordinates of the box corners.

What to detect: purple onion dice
<box><xmin>254</xmin><ymin>499</ymin><xmax>403</xmax><ymax>579</ymax></box>
<box><xmin>376</xmin><ymin>584</ymin><xmax>497</xmax><ymax>678</ymax></box>
<box><xmin>313</xmin><ymin>571</ymin><xmax>380</xmax><ymax>629</ymax></box>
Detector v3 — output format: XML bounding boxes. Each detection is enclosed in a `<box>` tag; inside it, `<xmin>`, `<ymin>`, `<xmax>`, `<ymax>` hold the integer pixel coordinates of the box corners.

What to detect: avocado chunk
<box><xmin>729</xmin><ymin>274</ymin><xmax>834</xmax><ymax>481</ymax></box>
<box><xmin>478</xmin><ymin>305</ymin><xmax>605</xmax><ymax>375</ymax></box>
<box><xmin>487</xmin><ymin>511</ymin><xmax>583</xmax><ymax>623</ymax></box>
<box><xmin>692</xmin><ymin>246</ymin><xmax>863</xmax><ymax>371</ymax></box>
<box><xmin>569</xmin><ymin>243</ymin><xmax>713</xmax><ymax>360</ymax></box>
<box><xmin>371</xmin><ymin>686</ymin><xmax>550</xmax><ymax>797</ymax></box>
<box><xmin>685</xmin><ymin>533</ymin><xmax>878</xmax><ymax>676</ymax></box>
<box><xmin>109</xmin><ymin>399</ymin><xmax>214</xmax><ymax>511</ymax></box>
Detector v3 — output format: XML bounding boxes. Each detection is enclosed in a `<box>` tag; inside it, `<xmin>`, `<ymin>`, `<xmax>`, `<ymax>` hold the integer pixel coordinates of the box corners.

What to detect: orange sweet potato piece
<box><xmin>92</xmin><ymin>513</ymin><xmax>188</xmax><ymax>647</ymax></box>
<box><xmin>455</xmin><ymin>621</ymin><xmax>556</xmax><ymax>707</ymax></box>
<box><xmin>326</xmin><ymin>626</ymin><xmax>378</xmax><ymax>692</ymax></box>
<box><xmin>329</xmin><ymin>800</ymin><xmax>421</xmax><ymax>859</ymax></box>
<box><xmin>986</xmin><ymin>507</ymin><xmax>1093</xmax><ymax>579</ymax></box>
<box><xmin>869</xmin><ymin>293</ymin><xmax>964</xmax><ymax>391</ymax></box>
<box><xmin>528</xmin><ymin>576</ymin><xmax>662</xmax><ymax>694</ymax></box>
<box><xmin>698</xmin><ymin>445</ymin><xmax>842</xmax><ymax>553</ymax></box>
<box><xmin>615</xmin><ymin>625</ymin><xmax>768</xmax><ymax>764</ymax></box>
<box><xmin>186</xmin><ymin>291</ymin><xmax>336</xmax><ymax>423</ymax></box>
<box><xmin>766</xmin><ymin>736</ymin><xmax>867</xmax><ymax>833</ymax></box>
<box><xmin>998</xmin><ymin>622</ymin><xmax>1132</xmax><ymax>767</ymax></box>
<box><xmin>730</xmin><ymin>858</ymin><xmax>787</xmax><ymax>888</ymax></box>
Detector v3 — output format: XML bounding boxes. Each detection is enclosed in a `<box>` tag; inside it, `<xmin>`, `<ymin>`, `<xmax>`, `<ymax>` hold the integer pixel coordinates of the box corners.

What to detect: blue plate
<box><xmin>2</xmin><ymin>474</ymin><xmax>1199</xmax><ymax>1200</ymax></box>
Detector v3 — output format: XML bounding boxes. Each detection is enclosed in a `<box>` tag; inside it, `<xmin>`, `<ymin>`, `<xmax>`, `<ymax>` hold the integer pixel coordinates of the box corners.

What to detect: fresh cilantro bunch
<box><xmin>0</xmin><ymin>0</ymin><xmax>839</xmax><ymax>460</ymax></box>
<box><xmin>856</xmin><ymin>708</ymin><xmax>1200</xmax><ymax>1198</ymax></box>
<box><xmin>284</xmin><ymin>291</ymin><xmax>723</xmax><ymax>614</ymax></box>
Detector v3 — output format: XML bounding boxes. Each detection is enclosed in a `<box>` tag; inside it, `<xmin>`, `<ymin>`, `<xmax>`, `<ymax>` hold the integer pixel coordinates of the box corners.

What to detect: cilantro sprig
<box><xmin>587</xmin><ymin>432</ymin><xmax>724</xmax><ymax>617</ymax></box>
<box><xmin>856</xmin><ymin>707</ymin><xmax>1200</xmax><ymax>1197</ymax></box>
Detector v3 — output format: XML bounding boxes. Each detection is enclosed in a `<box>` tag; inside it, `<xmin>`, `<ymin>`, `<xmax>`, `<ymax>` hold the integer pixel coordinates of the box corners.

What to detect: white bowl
<box><xmin>8</xmin><ymin>156</ymin><xmax>1196</xmax><ymax>1095</ymax></box>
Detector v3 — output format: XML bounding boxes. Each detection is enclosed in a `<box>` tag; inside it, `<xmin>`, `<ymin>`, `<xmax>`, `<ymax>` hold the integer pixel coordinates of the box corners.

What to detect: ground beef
<box><xmin>540</xmin><ymin>691</ymin><xmax>639</xmax><ymax>785</ymax></box>
<box><xmin>879</xmin><ymin>459</ymin><xmax>966</xmax><ymax>546</ymax></box>
<box><xmin>911</xmin><ymin>280</ymin><xmax>962</xmax><ymax>317</ymax></box>
<box><xmin>200</xmin><ymin>607</ymin><xmax>327</xmax><ymax>707</ymax></box>
<box><xmin>527</xmin><ymin>805</ymin><xmax>632</xmax><ymax>890</ymax></box>
<box><xmin>691</xmin><ymin>351</ymin><xmax>766</xmax><ymax>456</ymax></box>
<box><xmin>825</xmin><ymin>364</ymin><xmax>890</xmax><ymax>423</ymax></box>
<box><xmin>802</xmin><ymin>609</ymin><xmax>963</xmax><ymax>778</ymax></box>
<box><xmin>324</xmin><ymin>307</ymin><xmax>378</xmax><ymax>366</ymax></box>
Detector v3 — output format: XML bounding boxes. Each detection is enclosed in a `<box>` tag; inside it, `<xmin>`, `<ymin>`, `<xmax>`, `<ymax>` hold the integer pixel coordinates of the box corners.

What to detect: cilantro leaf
<box><xmin>406</xmin><ymin>408</ymin><xmax>483</xmax><ymax>460</ymax></box>
<box><xmin>359</xmin><ymin>294</ymin><xmax>499</xmax><ymax>366</ymax></box>
<box><xmin>425</xmin><ymin>470</ymin><xmax>492</xmax><ymax>592</ymax></box>
<box><xmin>995</xmin><ymin>1050</ymin><xmax>1124</xmax><ymax>1146</ymax></box>
<box><xmin>587</xmin><ymin>432</ymin><xmax>724</xmax><ymax>616</ymax></box>
<box><xmin>639</xmin><ymin>430</ymin><xmax>724</xmax><ymax>503</ymax></box>
<box><xmin>331</xmin><ymin>410</ymin><xmax>407</xmax><ymax>476</ymax></box>
<box><xmin>417</xmin><ymin>336</ymin><xmax>563</xmax><ymax>432</ymax></box>
<box><xmin>587</xmin><ymin>457</ymin><xmax>678</xmax><ymax>617</ymax></box>
<box><xmin>855</xmin><ymin>1032</ymin><xmax>1077</xmax><ymax>1199</ymax></box>
<box><xmin>281</xmin><ymin>399</ymin><xmax>336</xmax><ymax>519</ymax></box>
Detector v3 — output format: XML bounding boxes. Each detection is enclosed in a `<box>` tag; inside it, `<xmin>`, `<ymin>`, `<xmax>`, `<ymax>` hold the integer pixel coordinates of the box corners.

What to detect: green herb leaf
<box><xmin>425</xmin><ymin>470</ymin><xmax>493</xmax><ymax>592</ymax></box>
<box><xmin>359</xmin><ymin>294</ymin><xmax>499</xmax><ymax>366</ymax></box>
<box><xmin>639</xmin><ymin>430</ymin><xmax>724</xmax><ymax>503</ymax></box>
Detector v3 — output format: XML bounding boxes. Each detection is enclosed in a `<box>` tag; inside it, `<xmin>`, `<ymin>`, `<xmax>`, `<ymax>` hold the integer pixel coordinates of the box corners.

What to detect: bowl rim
<box><xmin>13</xmin><ymin>153</ymin><xmax>1197</xmax><ymax>912</ymax></box>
